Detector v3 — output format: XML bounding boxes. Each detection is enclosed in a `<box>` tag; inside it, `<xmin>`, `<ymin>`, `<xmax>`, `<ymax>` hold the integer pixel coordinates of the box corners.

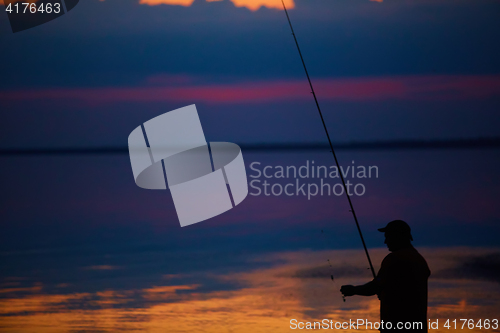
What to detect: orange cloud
<box><xmin>0</xmin><ymin>285</ymin><xmax>42</xmax><ymax>294</ymax></box>
<box><xmin>139</xmin><ymin>0</ymin><xmax>195</xmax><ymax>6</ymax></box>
<box><xmin>138</xmin><ymin>0</ymin><xmax>295</xmax><ymax>11</ymax></box>
<box><xmin>0</xmin><ymin>248</ymin><xmax>499</xmax><ymax>332</ymax></box>
<box><xmin>83</xmin><ymin>265</ymin><xmax>121</xmax><ymax>270</ymax></box>
<box><xmin>231</xmin><ymin>0</ymin><xmax>294</xmax><ymax>11</ymax></box>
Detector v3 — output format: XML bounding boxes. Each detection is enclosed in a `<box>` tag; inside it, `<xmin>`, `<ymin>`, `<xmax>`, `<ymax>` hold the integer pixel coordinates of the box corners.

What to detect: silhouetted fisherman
<box><xmin>341</xmin><ymin>220</ymin><xmax>431</xmax><ymax>332</ymax></box>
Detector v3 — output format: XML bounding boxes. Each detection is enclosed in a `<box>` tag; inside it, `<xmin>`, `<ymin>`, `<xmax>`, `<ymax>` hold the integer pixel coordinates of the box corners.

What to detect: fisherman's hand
<box><xmin>340</xmin><ymin>285</ymin><xmax>356</xmax><ymax>297</ymax></box>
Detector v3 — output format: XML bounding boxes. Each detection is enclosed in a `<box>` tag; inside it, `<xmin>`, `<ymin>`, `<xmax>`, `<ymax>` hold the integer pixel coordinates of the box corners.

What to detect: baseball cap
<box><xmin>378</xmin><ymin>220</ymin><xmax>413</xmax><ymax>241</ymax></box>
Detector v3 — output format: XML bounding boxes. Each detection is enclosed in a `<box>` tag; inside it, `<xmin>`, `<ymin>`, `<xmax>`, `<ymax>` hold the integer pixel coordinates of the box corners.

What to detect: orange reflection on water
<box><xmin>0</xmin><ymin>247</ymin><xmax>499</xmax><ymax>332</ymax></box>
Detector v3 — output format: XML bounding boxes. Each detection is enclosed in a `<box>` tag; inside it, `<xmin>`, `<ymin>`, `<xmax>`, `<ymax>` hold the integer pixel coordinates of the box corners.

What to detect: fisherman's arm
<box><xmin>340</xmin><ymin>279</ymin><xmax>379</xmax><ymax>297</ymax></box>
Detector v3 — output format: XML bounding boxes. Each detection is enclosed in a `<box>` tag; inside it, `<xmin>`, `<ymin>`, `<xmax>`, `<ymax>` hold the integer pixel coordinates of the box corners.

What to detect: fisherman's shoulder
<box><xmin>382</xmin><ymin>247</ymin><xmax>418</xmax><ymax>265</ymax></box>
<box><xmin>405</xmin><ymin>246</ymin><xmax>429</xmax><ymax>264</ymax></box>
<box><xmin>410</xmin><ymin>247</ymin><xmax>431</xmax><ymax>275</ymax></box>
<box><xmin>381</xmin><ymin>252</ymin><xmax>398</xmax><ymax>266</ymax></box>
<box><xmin>396</xmin><ymin>247</ymin><xmax>431</xmax><ymax>275</ymax></box>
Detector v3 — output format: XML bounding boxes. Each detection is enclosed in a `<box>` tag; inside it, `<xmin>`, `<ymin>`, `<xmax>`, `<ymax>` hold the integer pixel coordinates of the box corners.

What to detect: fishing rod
<box><xmin>280</xmin><ymin>0</ymin><xmax>376</xmax><ymax>279</ymax></box>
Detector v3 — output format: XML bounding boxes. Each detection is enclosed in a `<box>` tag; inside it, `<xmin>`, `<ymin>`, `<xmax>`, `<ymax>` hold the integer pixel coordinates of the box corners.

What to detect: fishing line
<box><xmin>320</xmin><ymin>229</ymin><xmax>345</xmax><ymax>302</ymax></box>
<box><xmin>280</xmin><ymin>0</ymin><xmax>376</xmax><ymax>279</ymax></box>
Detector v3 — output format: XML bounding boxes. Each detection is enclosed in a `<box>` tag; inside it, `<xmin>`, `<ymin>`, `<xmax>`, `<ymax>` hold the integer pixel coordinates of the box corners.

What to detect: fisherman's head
<box><xmin>378</xmin><ymin>220</ymin><xmax>413</xmax><ymax>252</ymax></box>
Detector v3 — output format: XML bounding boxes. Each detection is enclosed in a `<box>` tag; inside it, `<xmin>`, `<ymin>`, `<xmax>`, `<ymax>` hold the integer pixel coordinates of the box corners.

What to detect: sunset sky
<box><xmin>0</xmin><ymin>0</ymin><xmax>499</xmax><ymax>331</ymax></box>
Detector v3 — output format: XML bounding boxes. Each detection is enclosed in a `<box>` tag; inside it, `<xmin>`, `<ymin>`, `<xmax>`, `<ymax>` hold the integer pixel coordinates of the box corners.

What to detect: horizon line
<box><xmin>0</xmin><ymin>137</ymin><xmax>499</xmax><ymax>156</ymax></box>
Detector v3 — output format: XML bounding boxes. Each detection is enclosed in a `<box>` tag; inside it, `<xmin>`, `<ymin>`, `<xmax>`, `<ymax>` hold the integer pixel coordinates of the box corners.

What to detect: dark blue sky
<box><xmin>1</xmin><ymin>0</ymin><xmax>500</xmax><ymax>148</ymax></box>
<box><xmin>2</xmin><ymin>0</ymin><xmax>500</xmax><ymax>84</ymax></box>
